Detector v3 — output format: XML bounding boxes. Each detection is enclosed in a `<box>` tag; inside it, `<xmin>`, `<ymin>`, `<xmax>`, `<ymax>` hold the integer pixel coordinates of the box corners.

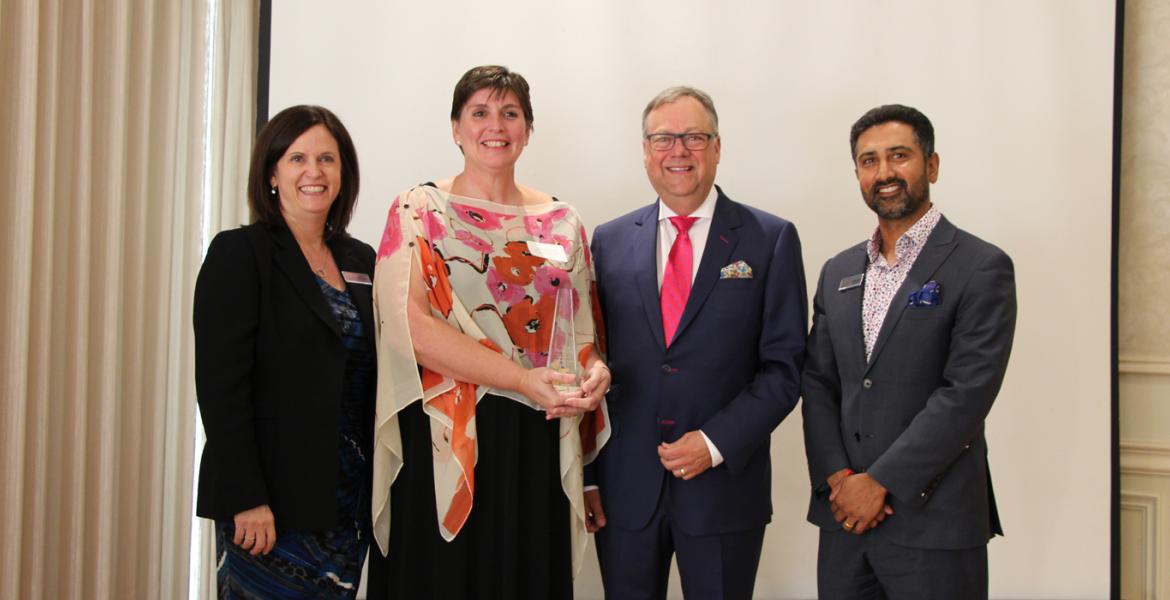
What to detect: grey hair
<box><xmin>641</xmin><ymin>86</ymin><xmax>719</xmax><ymax>135</ymax></box>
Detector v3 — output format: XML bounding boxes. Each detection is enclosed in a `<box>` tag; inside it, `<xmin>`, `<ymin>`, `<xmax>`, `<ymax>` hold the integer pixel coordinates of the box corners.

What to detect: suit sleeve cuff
<box><xmin>700</xmin><ymin>430</ymin><xmax>724</xmax><ymax>467</ymax></box>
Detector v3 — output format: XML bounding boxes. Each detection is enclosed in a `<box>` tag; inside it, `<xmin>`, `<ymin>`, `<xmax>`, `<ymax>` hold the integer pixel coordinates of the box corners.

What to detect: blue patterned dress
<box><xmin>215</xmin><ymin>278</ymin><xmax>374</xmax><ymax>599</ymax></box>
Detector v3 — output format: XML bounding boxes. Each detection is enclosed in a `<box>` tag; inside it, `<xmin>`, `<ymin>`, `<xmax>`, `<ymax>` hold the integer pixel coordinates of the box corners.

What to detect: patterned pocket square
<box><xmin>907</xmin><ymin>281</ymin><xmax>942</xmax><ymax>307</ymax></box>
<box><xmin>720</xmin><ymin>260</ymin><xmax>753</xmax><ymax>279</ymax></box>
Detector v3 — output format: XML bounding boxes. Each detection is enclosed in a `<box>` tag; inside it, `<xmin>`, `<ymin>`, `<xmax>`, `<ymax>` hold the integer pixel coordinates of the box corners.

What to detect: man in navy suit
<box><xmin>586</xmin><ymin>86</ymin><xmax>807</xmax><ymax>599</ymax></box>
<box><xmin>802</xmin><ymin>104</ymin><xmax>1016</xmax><ymax>599</ymax></box>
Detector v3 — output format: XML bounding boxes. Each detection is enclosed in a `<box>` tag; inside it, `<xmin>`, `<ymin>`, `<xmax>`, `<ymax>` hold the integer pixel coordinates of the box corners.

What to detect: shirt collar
<box><xmin>658</xmin><ymin>186</ymin><xmax>718</xmax><ymax>222</ymax></box>
<box><xmin>866</xmin><ymin>205</ymin><xmax>942</xmax><ymax>265</ymax></box>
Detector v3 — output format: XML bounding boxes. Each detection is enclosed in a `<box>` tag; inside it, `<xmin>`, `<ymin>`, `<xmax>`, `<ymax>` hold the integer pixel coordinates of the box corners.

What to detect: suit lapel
<box><xmin>271</xmin><ymin>226</ymin><xmax>343</xmax><ymax>338</ymax></box>
<box><xmin>865</xmin><ymin>217</ymin><xmax>958</xmax><ymax>372</ymax></box>
<box><xmin>838</xmin><ymin>245</ymin><xmax>869</xmax><ymax>370</ymax></box>
<box><xmin>632</xmin><ymin>203</ymin><xmax>668</xmax><ymax>353</ymax></box>
<box><xmin>333</xmin><ymin>239</ymin><xmax>375</xmax><ymax>348</ymax></box>
<box><xmin>672</xmin><ymin>192</ymin><xmax>739</xmax><ymax>345</ymax></box>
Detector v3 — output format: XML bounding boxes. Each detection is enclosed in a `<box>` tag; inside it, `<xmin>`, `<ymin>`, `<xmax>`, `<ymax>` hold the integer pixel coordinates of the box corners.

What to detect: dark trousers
<box><xmin>817</xmin><ymin>529</ymin><xmax>988</xmax><ymax>600</ymax></box>
<box><xmin>595</xmin><ymin>481</ymin><xmax>764</xmax><ymax>600</ymax></box>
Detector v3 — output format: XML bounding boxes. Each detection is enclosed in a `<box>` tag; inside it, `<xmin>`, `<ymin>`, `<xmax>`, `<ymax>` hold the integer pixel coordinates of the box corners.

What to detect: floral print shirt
<box><xmin>862</xmin><ymin>206</ymin><xmax>942</xmax><ymax>361</ymax></box>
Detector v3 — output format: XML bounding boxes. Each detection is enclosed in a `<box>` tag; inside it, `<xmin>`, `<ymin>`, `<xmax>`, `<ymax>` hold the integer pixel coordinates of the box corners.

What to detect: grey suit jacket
<box><xmin>802</xmin><ymin>216</ymin><xmax>1016</xmax><ymax>550</ymax></box>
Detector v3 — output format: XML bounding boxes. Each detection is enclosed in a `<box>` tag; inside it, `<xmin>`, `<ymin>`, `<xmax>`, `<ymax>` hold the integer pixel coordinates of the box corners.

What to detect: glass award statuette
<box><xmin>547</xmin><ymin>284</ymin><xmax>581</xmax><ymax>394</ymax></box>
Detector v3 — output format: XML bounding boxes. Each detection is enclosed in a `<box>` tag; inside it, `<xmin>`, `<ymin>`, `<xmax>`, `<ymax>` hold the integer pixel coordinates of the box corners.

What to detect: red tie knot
<box><xmin>669</xmin><ymin>215</ymin><xmax>698</xmax><ymax>235</ymax></box>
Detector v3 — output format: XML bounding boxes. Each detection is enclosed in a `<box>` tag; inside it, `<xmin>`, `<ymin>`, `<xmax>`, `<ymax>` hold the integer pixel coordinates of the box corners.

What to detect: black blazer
<box><xmin>194</xmin><ymin>222</ymin><xmax>376</xmax><ymax>532</ymax></box>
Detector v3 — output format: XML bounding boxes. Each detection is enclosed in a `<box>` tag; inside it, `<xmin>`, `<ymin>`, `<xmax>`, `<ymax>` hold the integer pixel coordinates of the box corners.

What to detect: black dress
<box><xmin>365</xmin><ymin>394</ymin><xmax>573</xmax><ymax>599</ymax></box>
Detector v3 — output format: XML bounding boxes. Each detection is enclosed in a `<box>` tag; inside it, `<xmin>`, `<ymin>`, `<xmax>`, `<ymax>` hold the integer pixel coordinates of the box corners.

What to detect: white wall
<box><xmin>270</xmin><ymin>2</ymin><xmax>1116</xmax><ymax>597</ymax></box>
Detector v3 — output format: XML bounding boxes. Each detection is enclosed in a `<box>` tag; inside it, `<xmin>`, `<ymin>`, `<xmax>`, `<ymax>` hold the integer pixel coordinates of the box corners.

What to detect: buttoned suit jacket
<box><xmin>194</xmin><ymin>222</ymin><xmax>376</xmax><ymax>532</ymax></box>
<box><xmin>802</xmin><ymin>216</ymin><xmax>1016</xmax><ymax>549</ymax></box>
<box><xmin>591</xmin><ymin>187</ymin><xmax>807</xmax><ymax>535</ymax></box>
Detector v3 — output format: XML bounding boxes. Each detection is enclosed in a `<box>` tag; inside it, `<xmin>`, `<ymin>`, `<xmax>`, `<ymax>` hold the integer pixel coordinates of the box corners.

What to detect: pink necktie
<box><xmin>661</xmin><ymin>216</ymin><xmax>698</xmax><ymax>346</ymax></box>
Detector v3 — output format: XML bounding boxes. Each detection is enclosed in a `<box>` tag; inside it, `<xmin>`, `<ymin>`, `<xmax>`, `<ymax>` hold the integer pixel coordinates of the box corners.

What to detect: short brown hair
<box><xmin>450</xmin><ymin>65</ymin><xmax>534</xmax><ymax>129</ymax></box>
<box><xmin>247</xmin><ymin>105</ymin><xmax>360</xmax><ymax>239</ymax></box>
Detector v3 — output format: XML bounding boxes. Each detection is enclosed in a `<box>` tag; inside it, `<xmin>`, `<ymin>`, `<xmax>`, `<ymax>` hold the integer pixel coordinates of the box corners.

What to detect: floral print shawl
<box><xmin>371</xmin><ymin>184</ymin><xmax>610</xmax><ymax>576</ymax></box>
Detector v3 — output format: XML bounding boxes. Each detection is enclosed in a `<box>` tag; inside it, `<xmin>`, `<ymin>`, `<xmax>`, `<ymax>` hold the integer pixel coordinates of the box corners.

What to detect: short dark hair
<box><xmin>450</xmin><ymin>65</ymin><xmax>534</xmax><ymax>128</ymax></box>
<box><xmin>849</xmin><ymin>104</ymin><xmax>935</xmax><ymax>160</ymax></box>
<box><xmin>247</xmin><ymin>105</ymin><xmax>360</xmax><ymax>239</ymax></box>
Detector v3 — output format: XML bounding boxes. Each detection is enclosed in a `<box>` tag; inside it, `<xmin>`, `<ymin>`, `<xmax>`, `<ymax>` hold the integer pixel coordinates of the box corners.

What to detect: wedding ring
<box><xmin>843</xmin><ymin>521</ymin><xmax>854</xmax><ymax>529</ymax></box>
<box><xmin>680</xmin><ymin>468</ymin><xmax>687</xmax><ymax>476</ymax></box>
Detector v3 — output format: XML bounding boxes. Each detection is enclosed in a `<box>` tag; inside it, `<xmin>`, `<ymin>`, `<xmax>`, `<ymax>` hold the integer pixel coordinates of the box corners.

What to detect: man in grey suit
<box><xmin>802</xmin><ymin>104</ymin><xmax>1016</xmax><ymax>599</ymax></box>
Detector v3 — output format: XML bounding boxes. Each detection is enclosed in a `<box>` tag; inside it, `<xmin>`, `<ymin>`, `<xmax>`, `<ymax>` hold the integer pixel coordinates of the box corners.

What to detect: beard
<box><xmin>864</xmin><ymin>175</ymin><xmax>930</xmax><ymax>220</ymax></box>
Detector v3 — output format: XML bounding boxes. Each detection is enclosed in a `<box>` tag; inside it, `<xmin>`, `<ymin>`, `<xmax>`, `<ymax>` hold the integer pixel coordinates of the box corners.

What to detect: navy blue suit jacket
<box><xmin>591</xmin><ymin>187</ymin><xmax>807</xmax><ymax>535</ymax></box>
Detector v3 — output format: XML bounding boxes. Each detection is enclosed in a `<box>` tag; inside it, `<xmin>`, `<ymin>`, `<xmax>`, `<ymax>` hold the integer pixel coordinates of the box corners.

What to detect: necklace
<box><xmin>303</xmin><ymin>245</ymin><xmax>333</xmax><ymax>279</ymax></box>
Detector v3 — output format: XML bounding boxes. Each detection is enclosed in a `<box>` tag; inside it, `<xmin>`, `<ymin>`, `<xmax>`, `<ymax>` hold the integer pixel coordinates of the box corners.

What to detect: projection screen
<box><xmin>268</xmin><ymin>2</ymin><xmax>1116</xmax><ymax>597</ymax></box>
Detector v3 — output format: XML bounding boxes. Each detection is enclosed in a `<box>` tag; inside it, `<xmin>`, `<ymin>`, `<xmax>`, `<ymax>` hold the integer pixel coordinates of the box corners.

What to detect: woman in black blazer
<box><xmin>194</xmin><ymin>105</ymin><xmax>376</xmax><ymax>599</ymax></box>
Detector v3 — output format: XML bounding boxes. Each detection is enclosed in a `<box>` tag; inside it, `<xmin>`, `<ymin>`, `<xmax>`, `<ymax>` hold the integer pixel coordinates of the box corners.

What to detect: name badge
<box><xmin>526</xmin><ymin>240</ymin><xmax>569</xmax><ymax>262</ymax></box>
<box><xmin>838</xmin><ymin>273</ymin><xmax>864</xmax><ymax>291</ymax></box>
<box><xmin>342</xmin><ymin>271</ymin><xmax>372</xmax><ymax>285</ymax></box>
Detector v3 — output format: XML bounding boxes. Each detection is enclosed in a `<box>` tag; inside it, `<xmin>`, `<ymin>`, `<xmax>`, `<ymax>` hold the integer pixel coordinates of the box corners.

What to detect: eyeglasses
<box><xmin>645</xmin><ymin>132</ymin><xmax>717</xmax><ymax>151</ymax></box>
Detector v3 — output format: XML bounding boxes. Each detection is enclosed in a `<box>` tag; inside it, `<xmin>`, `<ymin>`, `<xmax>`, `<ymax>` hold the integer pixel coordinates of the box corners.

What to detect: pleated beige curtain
<box><xmin>0</xmin><ymin>1</ymin><xmax>256</xmax><ymax>598</ymax></box>
<box><xmin>207</xmin><ymin>0</ymin><xmax>260</xmax><ymax>235</ymax></box>
<box><xmin>193</xmin><ymin>1</ymin><xmax>261</xmax><ymax>597</ymax></box>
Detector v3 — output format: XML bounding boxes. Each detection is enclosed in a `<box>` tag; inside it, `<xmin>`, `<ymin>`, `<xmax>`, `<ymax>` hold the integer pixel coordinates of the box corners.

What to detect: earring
<box><xmin>270</xmin><ymin>187</ymin><xmax>276</xmax><ymax>195</ymax></box>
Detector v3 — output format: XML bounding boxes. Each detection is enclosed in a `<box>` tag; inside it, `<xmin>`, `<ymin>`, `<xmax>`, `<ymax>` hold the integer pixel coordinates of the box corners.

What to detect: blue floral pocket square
<box><xmin>907</xmin><ymin>281</ymin><xmax>942</xmax><ymax>307</ymax></box>
<box><xmin>720</xmin><ymin>260</ymin><xmax>753</xmax><ymax>279</ymax></box>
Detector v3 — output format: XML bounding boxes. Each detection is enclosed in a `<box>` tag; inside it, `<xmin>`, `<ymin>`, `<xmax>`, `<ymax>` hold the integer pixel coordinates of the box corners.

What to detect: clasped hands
<box><xmin>828</xmin><ymin>469</ymin><xmax>894</xmax><ymax>535</ymax></box>
<box><xmin>525</xmin><ymin>361</ymin><xmax>610</xmax><ymax>420</ymax></box>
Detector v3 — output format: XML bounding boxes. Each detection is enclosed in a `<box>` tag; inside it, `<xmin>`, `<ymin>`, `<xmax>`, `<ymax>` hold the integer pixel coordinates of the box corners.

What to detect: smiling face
<box><xmin>269</xmin><ymin>124</ymin><xmax>342</xmax><ymax>226</ymax></box>
<box><xmin>853</xmin><ymin>121</ymin><xmax>938</xmax><ymax>222</ymax></box>
<box><xmin>452</xmin><ymin>88</ymin><xmax>531</xmax><ymax>172</ymax></box>
<box><xmin>642</xmin><ymin>96</ymin><xmax>721</xmax><ymax>214</ymax></box>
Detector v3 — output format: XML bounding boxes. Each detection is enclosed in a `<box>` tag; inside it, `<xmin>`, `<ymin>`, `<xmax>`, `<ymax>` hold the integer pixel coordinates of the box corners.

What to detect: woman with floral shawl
<box><xmin>366</xmin><ymin>65</ymin><xmax>611</xmax><ymax>598</ymax></box>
